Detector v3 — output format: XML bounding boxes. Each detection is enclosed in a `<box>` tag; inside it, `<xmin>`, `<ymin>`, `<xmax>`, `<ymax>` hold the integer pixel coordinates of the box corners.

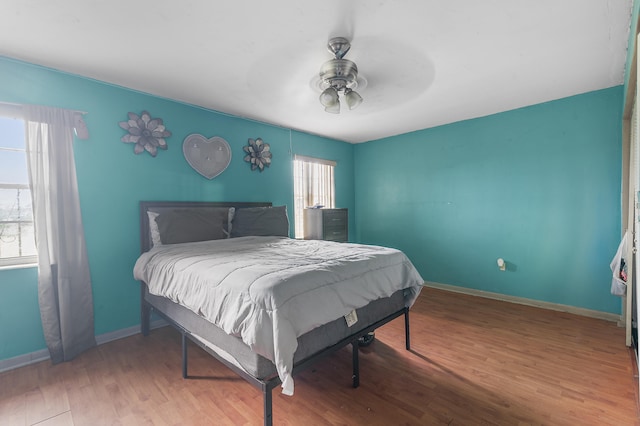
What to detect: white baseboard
<box><xmin>0</xmin><ymin>348</ymin><xmax>50</xmax><ymax>373</ymax></box>
<box><xmin>424</xmin><ymin>281</ymin><xmax>622</xmax><ymax>323</ymax></box>
<box><xmin>95</xmin><ymin>319</ymin><xmax>168</xmax><ymax>345</ymax></box>
<box><xmin>0</xmin><ymin>319</ymin><xmax>168</xmax><ymax>373</ymax></box>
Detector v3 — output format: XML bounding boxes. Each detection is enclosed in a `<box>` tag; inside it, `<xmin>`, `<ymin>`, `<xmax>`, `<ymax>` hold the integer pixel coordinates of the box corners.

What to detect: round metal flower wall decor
<box><xmin>243</xmin><ymin>138</ymin><xmax>272</xmax><ymax>172</ymax></box>
<box><xmin>118</xmin><ymin>111</ymin><xmax>172</xmax><ymax>157</ymax></box>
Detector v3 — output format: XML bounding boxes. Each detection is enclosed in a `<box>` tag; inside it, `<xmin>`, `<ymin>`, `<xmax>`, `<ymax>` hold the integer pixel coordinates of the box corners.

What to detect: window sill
<box><xmin>0</xmin><ymin>262</ymin><xmax>38</xmax><ymax>271</ymax></box>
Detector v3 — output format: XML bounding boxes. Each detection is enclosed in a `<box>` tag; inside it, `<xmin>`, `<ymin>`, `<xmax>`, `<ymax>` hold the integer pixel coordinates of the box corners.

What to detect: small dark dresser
<box><xmin>303</xmin><ymin>208</ymin><xmax>348</xmax><ymax>242</ymax></box>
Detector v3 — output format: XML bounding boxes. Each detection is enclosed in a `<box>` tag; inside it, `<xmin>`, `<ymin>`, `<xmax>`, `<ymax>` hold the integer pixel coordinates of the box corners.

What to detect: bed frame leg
<box><xmin>263</xmin><ymin>387</ymin><xmax>273</xmax><ymax>426</ymax></box>
<box><xmin>404</xmin><ymin>308</ymin><xmax>411</xmax><ymax>351</ymax></box>
<box><xmin>351</xmin><ymin>341</ymin><xmax>360</xmax><ymax>388</ymax></box>
<box><xmin>140</xmin><ymin>290</ymin><xmax>151</xmax><ymax>336</ymax></box>
<box><xmin>141</xmin><ymin>304</ymin><xmax>151</xmax><ymax>336</ymax></box>
<box><xmin>182</xmin><ymin>332</ymin><xmax>188</xmax><ymax>379</ymax></box>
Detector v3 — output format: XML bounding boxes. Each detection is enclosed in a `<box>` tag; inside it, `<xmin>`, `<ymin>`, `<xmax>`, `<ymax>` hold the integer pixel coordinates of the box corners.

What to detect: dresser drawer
<box><xmin>322</xmin><ymin>210</ymin><xmax>347</xmax><ymax>228</ymax></box>
<box><xmin>303</xmin><ymin>208</ymin><xmax>348</xmax><ymax>242</ymax></box>
<box><xmin>323</xmin><ymin>228</ymin><xmax>347</xmax><ymax>242</ymax></box>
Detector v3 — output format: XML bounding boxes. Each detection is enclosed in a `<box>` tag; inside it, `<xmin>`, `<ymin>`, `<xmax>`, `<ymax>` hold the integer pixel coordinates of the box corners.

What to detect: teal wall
<box><xmin>354</xmin><ymin>87</ymin><xmax>623</xmax><ymax>314</ymax></box>
<box><xmin>0</xmin><ymin>57</ymin><xmax>354</xmax><ymax>360</ymax></box>
<box><xmin>0</xmin><ymin>54</ymin><xmax>626</xmax><ymax>362</ymax></box>
<box><xmin>0</xmin><ymin>267</ymin><xmax>42</xmax><ymax>356</ymax></box>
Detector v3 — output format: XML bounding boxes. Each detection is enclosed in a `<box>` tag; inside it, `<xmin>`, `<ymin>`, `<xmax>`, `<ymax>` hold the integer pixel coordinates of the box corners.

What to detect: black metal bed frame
<box><xmin>140</xmin><ymin>294</ymin><xmax>410</xmax><ymax>426</ymax></box>
<box><xmin>137</xmin><ymin>201</ymin><xmax>412</xmax><ymax>426</ymax></box>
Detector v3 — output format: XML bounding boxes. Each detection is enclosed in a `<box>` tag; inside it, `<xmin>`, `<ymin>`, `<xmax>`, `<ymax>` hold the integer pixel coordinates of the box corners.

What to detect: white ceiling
<box><xmin>0</xmin><ymin>0</ymin><xmax>633</xmax><ymax>143</ymax></box>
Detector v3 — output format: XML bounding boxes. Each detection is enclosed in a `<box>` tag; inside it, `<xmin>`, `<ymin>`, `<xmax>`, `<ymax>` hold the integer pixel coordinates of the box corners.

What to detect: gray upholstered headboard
<box><xmin>139</xmin><ymin>201</ymin><xmax>272</xmax><ymax>253</ymax></box>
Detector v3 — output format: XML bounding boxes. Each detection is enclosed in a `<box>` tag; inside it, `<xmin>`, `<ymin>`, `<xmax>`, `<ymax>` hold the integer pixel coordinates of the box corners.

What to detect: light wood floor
<box><xmin>1</xmin><ymin>287</ymin><xmax>639</xmax><ymax>425</ymax></box>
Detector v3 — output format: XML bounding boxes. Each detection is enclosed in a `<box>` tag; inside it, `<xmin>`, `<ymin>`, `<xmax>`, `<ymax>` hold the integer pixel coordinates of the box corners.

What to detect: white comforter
<box><xmin>133</xmin><ymin>236</ymin><xmax>424</xmax><ymax>395</ymax></box>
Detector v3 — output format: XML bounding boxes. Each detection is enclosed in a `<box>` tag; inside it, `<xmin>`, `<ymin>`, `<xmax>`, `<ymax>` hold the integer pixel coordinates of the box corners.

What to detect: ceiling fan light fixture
<box><xmin>344</xmin><ymin>88</ymin><xmax>363</xmax><ymax>110</ymax></box>
<box><xmin>325</xmin><ymin>102</ymin><xmax>340</xmax><ymax>114</ymax></box>
<box><xmin>319</xmin><ymin>87</ymin><xmax>339</xmax><ymax>108</ymax></box>
<box><xmin>316</xmin><ymin>37</ymin><xmax>364</xmax><ymax>113</ymax></box>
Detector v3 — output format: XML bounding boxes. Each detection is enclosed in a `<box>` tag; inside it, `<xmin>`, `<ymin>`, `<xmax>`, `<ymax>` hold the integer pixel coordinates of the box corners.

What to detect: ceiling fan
<box><xmin>316</xmin><ymin>37</ymin><xmax>365</xmax><ymax>114</ymax></box>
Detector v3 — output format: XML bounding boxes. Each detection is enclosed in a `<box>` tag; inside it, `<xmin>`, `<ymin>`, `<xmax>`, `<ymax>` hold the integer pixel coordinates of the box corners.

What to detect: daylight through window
<box><xmin>293</xmin><ymin>155</ymin><xmax>336</xmax><ymax>238</ymax></box>
<box><xmin>0</xmin><ymin>115</ymin><xmax>36</xmax><ymax>266</ymax></box>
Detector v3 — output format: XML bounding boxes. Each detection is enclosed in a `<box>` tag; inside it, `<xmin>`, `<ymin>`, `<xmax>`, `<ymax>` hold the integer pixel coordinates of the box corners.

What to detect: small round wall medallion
<box><xmin>118</xmin><ymin>111</ymin><xmax>171</xmax><ymax>157</ymax></box>
<box><xmin>243</xmin><ymin>138</ymin><xmax>272</xmax><ymax>172</ymax></box>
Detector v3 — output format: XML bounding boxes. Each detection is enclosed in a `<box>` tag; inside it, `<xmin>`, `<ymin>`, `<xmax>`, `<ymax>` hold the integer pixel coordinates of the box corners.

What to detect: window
<box><xmin>293</xmin><ymin>155</ymin><xmax>336</xmax><ymax>238</ymax></box>
<box><xmin>0</xmin><ymin>115</ymin><xmax>36</xmax><ymax>266</ymax></box>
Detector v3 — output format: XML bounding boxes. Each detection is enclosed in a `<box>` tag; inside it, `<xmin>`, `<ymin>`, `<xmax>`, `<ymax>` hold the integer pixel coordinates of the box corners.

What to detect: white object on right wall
<box><xmin>610</xmin><ymin>232</ymin><xmax>628</xmax><ymax>296</ymax></box>
<box><xmin>497</xmin><ymin>258</ymin><xmax>506</xmax><ymax>271</ymax></box>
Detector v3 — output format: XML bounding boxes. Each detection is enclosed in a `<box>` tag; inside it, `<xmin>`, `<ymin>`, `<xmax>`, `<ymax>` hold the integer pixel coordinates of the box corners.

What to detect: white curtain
<box><xmin>23</xmin><ymin>105</ymin><xmax>95</xmax><ymax>363</ymax></box>
<box><xmin>293</xmin><ymin>156</ymin><xmax>336</xmax><ymax>238</ymax></box>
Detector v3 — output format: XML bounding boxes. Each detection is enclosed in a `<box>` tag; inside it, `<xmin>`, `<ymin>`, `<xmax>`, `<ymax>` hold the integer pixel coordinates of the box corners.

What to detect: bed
<box><xmin>134</xmin><ymin>201</ymin><xmax>424</xmax><ymax>425</ymax></box>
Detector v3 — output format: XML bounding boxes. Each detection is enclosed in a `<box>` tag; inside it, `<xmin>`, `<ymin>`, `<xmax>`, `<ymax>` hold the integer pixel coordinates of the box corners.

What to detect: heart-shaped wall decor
<box><xmin>182</xmin><ymin>134</ymin><xmax>232</xmax><ymax>179</ymax></box>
